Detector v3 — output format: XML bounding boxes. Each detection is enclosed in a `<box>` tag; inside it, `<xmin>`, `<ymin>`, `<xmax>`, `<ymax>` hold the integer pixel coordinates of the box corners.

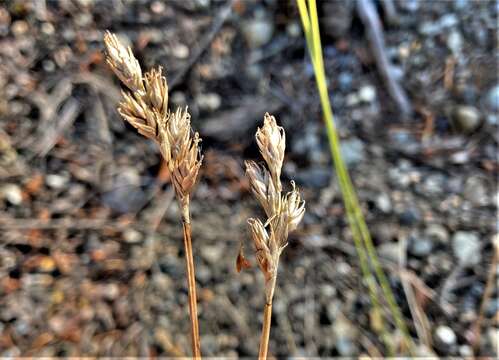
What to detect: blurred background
<box><xmin>0</xmin><ymin>0</ymin><xmax>497</xmax><ymax>357</ymax></box>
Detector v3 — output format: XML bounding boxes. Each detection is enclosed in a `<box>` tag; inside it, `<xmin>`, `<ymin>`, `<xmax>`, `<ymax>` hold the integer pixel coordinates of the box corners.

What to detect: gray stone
<box><xmin>46</xmin><ymin>174</ymin><xmax>68</xmax><ymax>189</ymax></box>
<box><xmin>377</xmin><ymin>242</ymin><xmax>399</xmax><ymax>263</ymax></box>
<box><xmin>295</xmin><ymin>167</ymin><xmax>331</xmax><ymax>189</ymax></box>
<box><xmin>333</xmin><ymin>316</ymin><xmax>358</xmax><ymax>356</ymax></box>
<box><xmin>242</xmin><ymin>18</ymin><xmax>274</xmax><ymax>48</ymax></box>
<box><xmin>375</xmin><ymin>193</ymin><xmax>392</xmax><ymax>213</ymax></box>
<box><xmin>439</xmin><ymin>14</ymin><xmax>459</xmax><ymax>28</ymax></box>
<box><xmin>409</xmin><ymin>236</ymin><xmax>434</xmax><ymax>257</ymax></box>
<box><xmin>452</xmin><ymin>231</ymin><xmax>481</xmax><ymax>265</ymax></box>
<box><xmin>338</xmin><ymin>72</ymin><xmax>353</xmax><ymax>91</ymax></box>
<box><xmin>286</xmin><ymin>21</ymin><xmax>301</xmax><ymax>38</ymax></box>
<box><xmin>196</xmin><ymin>93</ymin><xmax>221</xmax><ymax>111</ymax></box>
<box><xmin>340</xmin><ymin>138</ymin><xmax>365</xmax><ymax>166</ymax></box>
<box><xmin>1</xmin><ymin>184</ymin><xmax>22</xmax><ymax>205</ymax></box>
<box><xmin>486</xmin><ymin>85</ymin><xmax>499</xmax><ymax>110</ymax></box>
<box><xmin>464</xmin><ymin>176</ymin><xmax>488</xmax><ymax>206</ymax></box>
<box><xmin>200</xmin><ymin>245</ymin><xmax>224</xmax><ymax>264</ymax></box>
<box><xmin>435</xmin><ymin>325</ymin><xmax>457</xmax><ymax>346</ymax></box>
<box><xmin>358</xmin><ymin>85</ymin><xmax>377</xmax><ymax>103</ymax></box>
<box><xmin>459</xmin><ymin>345</ymin><xmax>473</xmax><ymax>357</ymax></box>
<box><xmin>452</xmin><ymin>105</ymin><xmax>482</xmax><ymax>133</ymax></box>
<box><xmin>123</xmin><ymin>229</ymin><xmax>143</xmax><ymax>244</ymax></box>
<box><xmin>425</xmin><ymin>224</ymin><xmax>449</xmax><ymax>244</ymax></box>
<box><xmin>447</xmin><ymin>30</ymin><xmax>463</xmax><ymax>54</ymax></box>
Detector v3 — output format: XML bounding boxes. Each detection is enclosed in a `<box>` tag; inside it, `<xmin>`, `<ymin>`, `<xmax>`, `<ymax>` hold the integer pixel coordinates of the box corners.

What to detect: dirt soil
<box><xmin>0</xmin><ymin>0</ymin><xmax>497</xmax><ymax>357</ymax></box>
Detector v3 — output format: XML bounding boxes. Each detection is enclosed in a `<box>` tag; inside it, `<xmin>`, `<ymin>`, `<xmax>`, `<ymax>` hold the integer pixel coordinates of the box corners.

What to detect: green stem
<box><xmin>296</xmin><ymin>0</ymin><xmax>413</xmax><ymax>354</ymax></box>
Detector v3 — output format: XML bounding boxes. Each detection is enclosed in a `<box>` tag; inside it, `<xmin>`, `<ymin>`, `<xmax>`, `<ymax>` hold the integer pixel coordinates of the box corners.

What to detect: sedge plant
<box><xmin>103</xmin><ymin>32</ymin><xmax>202</xmax><ymax>358</ymax></box>
<box><xmin>296</xmin><ymin>0</ymin><xmax>414</xmax><ymax>355</ymax></box>
<box><xmin>242</xmin><ymin>113</ymin><xmax>305</xmax><ymax>359</ymax></box>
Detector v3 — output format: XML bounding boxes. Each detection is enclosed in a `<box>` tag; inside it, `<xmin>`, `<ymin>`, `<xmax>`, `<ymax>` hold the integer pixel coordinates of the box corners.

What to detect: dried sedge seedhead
<box><xmin>255</xmin><ymin>113</ymin><xmax>285</xmax><ymax>190</ymax></box>
<box><xmin>118</xmin><ymin>91</ymin><xmax>158</xmax><ymax>140</ymax></box>
<box><xmin>244</xmin><ymin>113</ymin><xmax>305</xmax><ymax>304</ymax></box>
<box><xmin>104</xmin><ymin>31</ymin><xmax>202</xmax><ymax>201</ymax></box>
<box><xmin>104</xmin><ymin>31</ymin><xmax>144</xmax><ymax>93</ymax></box>
<box><xmin>144</xmin><ymin>67</ymin><xmax>168</xmax><ymax>117</ymax></box>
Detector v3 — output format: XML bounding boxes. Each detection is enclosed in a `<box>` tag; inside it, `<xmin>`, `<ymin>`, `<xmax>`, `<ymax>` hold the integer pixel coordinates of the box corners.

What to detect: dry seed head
<box><xmin>255</xmin><ymin>112</ymin><xmax>285</xmax><ymax>190</ymax></box>
<box><xmin>247</xmin><ymin>218</ymin><xmax>272</xmax><ymax>274</ymax></box>
<box><xmin>284</xmin><ymin>181</ymin><xmax>305</xmax><ymax>232</ymax></box>
<box><xmin>244</xmin><ymin>113</ymin><xmax>305</xmax><ymax>304</ymax></box>
<box><xmin>144</xmin><ymin>67</ymin><xmax>168</xmax><ymax>117</ymax></box>
<box><xmin>118</xmin><ymin>91</ymin><xmax>158</xmax><ymax>140</ymax></box>
<box><xmin>104</xmin><ymin>31</ymin><xmax>144</xmax><ymax>92</ymax></box>
<box><xmin>104</xmin><ymin>31</ymin><xmax>203</xmax><ymax>200</ymax></box>
<box><xmin>172</xmin><ymin>131</ymin><xmax>203</xmax><ymax>199</ymax></box>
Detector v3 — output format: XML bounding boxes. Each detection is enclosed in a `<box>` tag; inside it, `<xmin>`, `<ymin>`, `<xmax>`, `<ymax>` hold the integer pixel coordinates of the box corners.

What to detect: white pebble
<box><xmin>1</xmin><ymin>184</ymin><xmax>23</xmax><ymax>205</ymax></box>
<box><xmin>358</xmin><ymin>85</ymin><xmax>377</xmax><ymax>103</ymax></box>
<box><xmin>46</xmin><ymin>174</ymin><xmax>67</xmax><ymax>189</ymax></box>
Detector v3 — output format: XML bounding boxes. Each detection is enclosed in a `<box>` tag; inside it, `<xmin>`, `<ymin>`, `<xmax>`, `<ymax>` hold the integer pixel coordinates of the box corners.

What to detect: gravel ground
<box><xmin>0</xmin><ymin>0</ymin><xmax>497</xmax><ymax>357</ymax></box>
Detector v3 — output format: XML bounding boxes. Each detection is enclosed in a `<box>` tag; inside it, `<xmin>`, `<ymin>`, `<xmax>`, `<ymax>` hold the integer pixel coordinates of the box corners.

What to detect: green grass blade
<box><xmin>296</xmin><ymin>0</ymin><xmax>414</xmax><ymax>354</ymax></box>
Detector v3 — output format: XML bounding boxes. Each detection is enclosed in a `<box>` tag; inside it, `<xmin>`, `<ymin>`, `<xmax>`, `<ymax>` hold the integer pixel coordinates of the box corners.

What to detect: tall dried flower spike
<box><xmin>243</xmin><ymin>113</ymin><xmax>305</xmax><ymax>359</ymax></box>
<box><xmin>103</xmin><ymin>31</ymin><xmax>202</xmax><ymax>358</ymax></box>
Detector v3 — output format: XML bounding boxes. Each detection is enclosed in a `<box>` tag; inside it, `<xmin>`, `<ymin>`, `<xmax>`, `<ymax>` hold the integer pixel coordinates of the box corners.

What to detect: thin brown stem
<box><xmin>181</xmin><ymin>198</ymin><xmax>202</xmax><ymax>358</ymax></box>
<box><xmin>258</xmin><ymin>302</ymin><xmax>272</xmax><ymax>359</ymax></box>
<box><xmin>472</xmin><ymin>240</ymin><xmax>499</xmax><ymax>355</ymax></box>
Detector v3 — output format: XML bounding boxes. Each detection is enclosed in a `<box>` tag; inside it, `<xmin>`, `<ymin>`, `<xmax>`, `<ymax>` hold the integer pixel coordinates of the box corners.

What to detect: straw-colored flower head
<box><xmin>145</xmin><ymin>67</ymin><xmax>168</xmax><ymax>117</ymax></box>
<box><xmin>285</xmin><ymin>181</ymin><xmax>305</xmax><ymax>232</ymax></box>
<box><xmin>247</xmin><ymin>218</ymin><xmax>272</xmax><ymax>273</ymax></box>
<box><xmin>244</xmin><ymin>113</ymin><xmax>305</xmax><ymax>304</ymax></box>
<box><xmin>255</xmin><ymin>112</ymin><xmax>285</xmax><ymax>189</ymax></box>
<box><xmin>104</xmin><ymin>31</ymin><xmax>144</xmax><ymax>92</ymax></box>
<box><xmin>118</xmin><ymin>91</ymin><xmax>158</xmax><ymax>140</ymax></box>
<box><xmin>172</xmin><ymin>131</ymin><xmax>203</xmax><ymax>199</ymax></box>
<box><xmin>104</xmin><ymin>31</ymin><xmax>203</xmax><ymax>201</ymax></box>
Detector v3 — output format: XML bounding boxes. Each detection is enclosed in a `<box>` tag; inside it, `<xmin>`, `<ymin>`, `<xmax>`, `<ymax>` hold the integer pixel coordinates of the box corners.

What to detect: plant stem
<box><xmin>258</xmin><ymin>302</ymin><xmax>272</xmax><ymax>360</ymax></box>
<box><xmin>181</xmin><ymin>197</ymin><xmax>202</xmax><ymax>358</ymax></box>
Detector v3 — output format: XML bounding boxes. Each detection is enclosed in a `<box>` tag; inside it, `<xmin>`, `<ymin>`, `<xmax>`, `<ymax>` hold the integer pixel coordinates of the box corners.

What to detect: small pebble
<box><xmin>196</xmin><ymin>93</ymin><xmax>221</xmax><ymax>111</ymax></box>
<box><xmin>11</xmin><ymin>20</ymin><xmax>28</xmax><ymax>36</ymax></box>
<box><xmin>486</xmin><ymin>85</ymin><xmax>499</xmax><ymax>110</ymax></box>
<box><xmin>200</xmin><ymin>245</ymin><xmax>224</xmax><ymax>264</ymax></box>
<box><xmin>123</xmin><ymin>229</ymin><xmax>143</xmax><ymax>244</ymax></box>
<box><xmin>358</xmin><ymin>85</ymin><xmax>376</xmax><ymax>103</ymax></box>
<box><xmin>1</xmin><ymin>184</ymin><xmax>23</xmax><ymax>205</ymax></box>
<box><xmin>286</xmin><ymin>21</ymin><xmax>301</xmax><ymax>38</ymax></box>
<box><xmin>447</xmin><ymin>30</ymin><xmax>463</xmax><ymax>55</ymax></box>
<box><xmin>172</xmin><ymin>44</ymin><xmax>189</xmax><ymax>59</ymax></box>
<box><xmin>46</xmin><ymin>174</ymin><xmax>68</xmax><ymax>189</ymax></box>
<box><xmin>375</xmin><ymin>193</ymin><xmax>392</xmax><ymax>213</ymax></box>
<box><xmin>242</xmin><ymin>18</ymin><xmax>274</xmax><ymax>48</ymax></box>
<box><xmin>425</xmin><ymin>224</ymin><xmax>449</xmax><ymax>243</ymax></box>
<box><xmin>435</xmin><ymin>325</ymin><xmax>457</xmax><ymax>346</ymax></box>
<box><xmin>452</xmin><ymin>231</ymin><xmax>481</xmax><ymax>265</ymax></box>
<box><xmin>340</xmin><ymin>137</ymin><xmax>365</xmax><ymax>166</ymax></box>
<box><xmin>409</xmin><ymin>236</ymin><xmax>433</xmax><ymax>257</ymax></box>
<box><xmin>452</xmin><ymin>105</ymin><xmax>482</xmax><ymax>133</ymax></box>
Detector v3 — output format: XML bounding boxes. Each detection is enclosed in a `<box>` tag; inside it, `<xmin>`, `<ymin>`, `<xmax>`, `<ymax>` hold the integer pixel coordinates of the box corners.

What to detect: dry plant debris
<box><xmin>243</xmin><ymin>113</ymin><xmax>305</xmax><ymax>359</ymax></box>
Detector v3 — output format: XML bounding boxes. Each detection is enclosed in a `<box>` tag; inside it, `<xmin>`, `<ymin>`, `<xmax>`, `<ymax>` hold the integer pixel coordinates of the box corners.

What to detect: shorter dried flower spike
<box><xmin>244</xmin><ymin>113</ymin><xmax>305</xmax><ymax>304</ymax></box>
